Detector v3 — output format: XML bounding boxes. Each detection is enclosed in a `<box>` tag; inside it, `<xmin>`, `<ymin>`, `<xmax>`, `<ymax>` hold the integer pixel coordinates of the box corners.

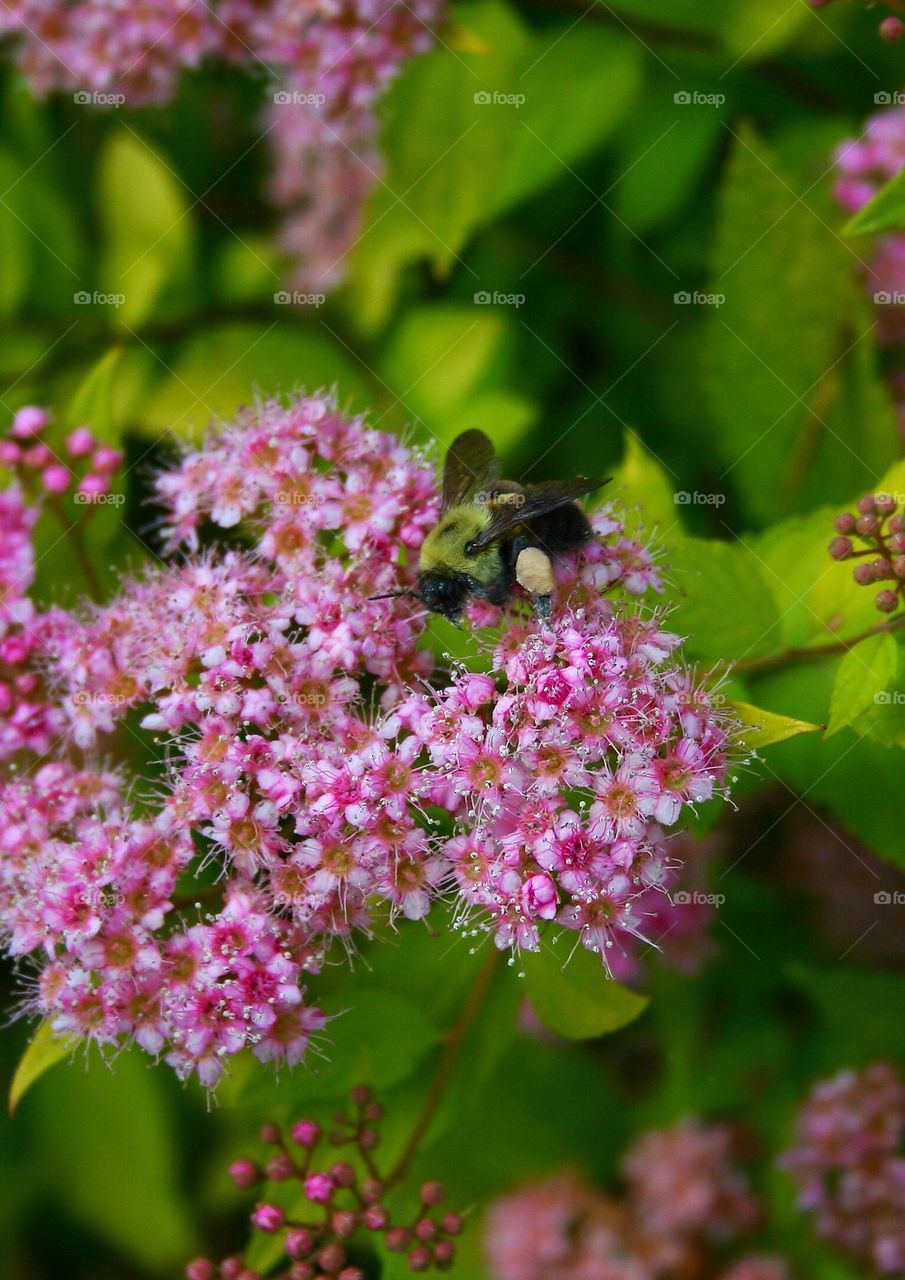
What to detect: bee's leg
<box><xmin>515</xmin><ymin>546</ymin><xmax>555</xmax><ymax>619</ymax></box>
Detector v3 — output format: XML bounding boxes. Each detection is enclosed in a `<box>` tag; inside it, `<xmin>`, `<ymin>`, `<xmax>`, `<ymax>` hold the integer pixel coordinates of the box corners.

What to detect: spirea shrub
<box><xmin>0</xmin><ymin>393</ymin><xmax>734</xmax><ymax>1086</ymax></box>
<box><xmin>0</xmin><ymin>1</ymin><xmax>445</xmax><ymax>291</ymax></box>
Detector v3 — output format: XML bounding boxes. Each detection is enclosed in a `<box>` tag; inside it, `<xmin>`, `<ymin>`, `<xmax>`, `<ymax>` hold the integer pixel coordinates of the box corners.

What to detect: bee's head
<box><xmin>416</xmin><ymin>572</ymin><xmax>469</xmax><ymax>621</ymax></box>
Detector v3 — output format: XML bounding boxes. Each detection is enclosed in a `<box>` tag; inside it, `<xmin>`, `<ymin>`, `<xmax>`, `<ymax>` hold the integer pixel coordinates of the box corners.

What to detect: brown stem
<box><xmin>730</xmin><ymin>612</ymin><xmax>905</xmax><ymax>677</ymax></box>
<box><xmin>386</xmin><ymin>948</ymin><xmax>502</xmax><ymax>1187</ymax></box>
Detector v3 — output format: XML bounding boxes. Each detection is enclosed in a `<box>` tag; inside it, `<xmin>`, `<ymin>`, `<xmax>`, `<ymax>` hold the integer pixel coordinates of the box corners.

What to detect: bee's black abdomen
<box><xmin>521</xmin><ymin>501</ymin><xmax>593</xmax><ymax>559</ymax></box>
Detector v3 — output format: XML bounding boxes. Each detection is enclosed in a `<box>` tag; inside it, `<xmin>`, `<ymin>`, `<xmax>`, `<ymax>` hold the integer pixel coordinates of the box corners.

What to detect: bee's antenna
<box><xmin>368</xmin><ymin>590</ymin><xmax>419</xmax><ymax>602</ymax></box>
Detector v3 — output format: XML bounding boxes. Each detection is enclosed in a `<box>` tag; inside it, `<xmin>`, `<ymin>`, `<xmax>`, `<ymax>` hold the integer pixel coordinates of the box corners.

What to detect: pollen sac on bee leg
<box><xmin>515</xmin><ymin>546</ymin><xmax>556</xmax><ymax>617</ymax></box>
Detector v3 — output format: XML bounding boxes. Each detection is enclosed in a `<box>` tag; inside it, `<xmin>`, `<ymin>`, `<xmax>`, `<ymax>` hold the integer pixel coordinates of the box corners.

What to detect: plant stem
<box><xmin>731</xmin><ymin>613</ymin><xmax>905</xmax><ymax>677</ymax></box>
<box><xmin>47</xmin><ymin>496</ymin><xmax>104</xmax><ymax>601</ymax></box>
<box><xmin>387</xmin><ymin>947</ymin><xmax>502</xmax><ymax>1187</ymax></box>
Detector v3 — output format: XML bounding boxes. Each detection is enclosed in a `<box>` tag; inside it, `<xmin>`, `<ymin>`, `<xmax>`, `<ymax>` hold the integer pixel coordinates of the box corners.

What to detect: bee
<box><xmin>374</xmin><ymin>429</ymin><xmax>607</xmax><ymax>622</ymax></box>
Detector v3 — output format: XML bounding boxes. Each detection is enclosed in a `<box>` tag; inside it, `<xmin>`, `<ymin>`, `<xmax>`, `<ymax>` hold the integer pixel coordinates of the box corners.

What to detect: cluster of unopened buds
<box><xmin>808</xmin><ymin>0</ymin><xmax>904</xmax><ymax>40</ymax></box>
<box><xmin>781</xmin><ymin>1061</ymin><xmax>905</xmax><ymax>1274</ymax></box>
<box><xmin>187</xmin><ymin>1087</ymin><xmax>463</xmax><ymax>1280</ymax></box>
<box><xmin>0</xmin><ymin>404</ymin><xmax>122</xmax><ymax>500</ymax></box>
<box><xmin>829</xmin><ymin>493</ymin><xmax>905</xmax><ymax>613</ymax></box>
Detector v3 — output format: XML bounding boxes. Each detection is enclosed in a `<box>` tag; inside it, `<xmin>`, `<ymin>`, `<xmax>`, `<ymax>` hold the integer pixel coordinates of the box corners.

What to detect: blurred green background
<box><xmin>3</xmin><ymin>2</ymin><xmax>905</xmax><ymax>1277</ymax></box>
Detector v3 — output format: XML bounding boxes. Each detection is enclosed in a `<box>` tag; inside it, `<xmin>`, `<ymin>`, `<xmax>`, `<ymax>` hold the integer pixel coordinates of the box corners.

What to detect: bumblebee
<box><xmin>376</xmin><ymin>429</ymin><xmax>606</xmax><ymax>622</ymax></box>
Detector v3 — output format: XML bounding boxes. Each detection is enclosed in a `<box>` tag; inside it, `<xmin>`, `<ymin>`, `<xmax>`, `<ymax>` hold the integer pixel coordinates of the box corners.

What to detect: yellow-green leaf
<box><xmin>728</xmin><ymin>698</ymin><xmax>824</xmax><ymax>749</ymax></box>
<box><xmin>524</xmin><ymin>940</ymin><xmax>648</xmax><ymax>1040</ymax></box>
<box><xmin>9</xmin><ymin>1021</ymin><xmax>74</xmax><ymax>1114</ymax></box>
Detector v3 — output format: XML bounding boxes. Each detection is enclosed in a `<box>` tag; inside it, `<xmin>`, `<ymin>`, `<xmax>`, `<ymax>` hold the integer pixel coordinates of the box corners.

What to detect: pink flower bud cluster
<box><xmin>781</xmin><ymin>1061</ymin><xmax>905</xmax><ymax>1274</ymax></box>
<box><xmin>828</xmin><ymin>493</ymin><xmax>905</xmax><ymax>614</ymax></box>
<box><xmin>1</xmin><ymin>404</ymin><xmax>122</xmax><ymax>499</ymax></box>
<box><xmin>834</xmin><ymin>103</ymin><xmax>905</xmax><ymax>387</ymax></box>
<box><xmin>0</xmin><ymin>2</ymin><xmax>445</xmax><ymax>292</ymax></box>
<box><xmin>486</xmin><ymin>1120</ymin><xmax>780</xmax><ymax>1280</ymax></box>
<box><xmin>0</xmin><ymin>392</ymin><xmax>732</xmax><ymax>1082</ymax></box>
<box><xmin>0</xmin><ymin>480</ymin><xmax>68</xmax><ymax>760</ymax></box>
<box><xmin>186</xmin><ymin>1085</ymin><xmax>464</xmax><ymax>1280</ymax></box>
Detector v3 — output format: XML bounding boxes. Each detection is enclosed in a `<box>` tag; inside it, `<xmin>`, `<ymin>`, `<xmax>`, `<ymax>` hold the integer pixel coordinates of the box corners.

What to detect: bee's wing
<box><xmin>441</xmin><ymin>429</ymin><xmax>501</xmax><ymax>513</ymax></box>
<box><xmin>466</xmin><ymin>477</ymin><xmax>608</xmax><ymax>551</ymax></box>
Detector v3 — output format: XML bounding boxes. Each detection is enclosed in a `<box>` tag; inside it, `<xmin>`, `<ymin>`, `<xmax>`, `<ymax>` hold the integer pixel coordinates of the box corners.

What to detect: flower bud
<box><xmin>890</xmin><ymin>515</ymin><xmax>905</xmax><ymax>535</ymax></box>
<box><xmin>385</xmin><ymin>1226</ymin><xmax>412</xmax><ymax>1252</ymax></box>
<box><xmin>329</xmin><ymin>1161</ymin><xmax>356</xmax><ymax>1187</ymax></box>
<box><xmin>362</xmin><ymin>1178</ymin><xmax>384</xmax><ymax>1203</ymax></box>
<box><xmin>186</xmin><ymin>1260</ymin><xmax>214</xmax><ymax>1280</ymax></box>
<box><xmin>421</xmin><ymin>1181</ymin><xmax>445</xmax><ymax>1206</ymax></box>
<box><xmin>288</xmin><ymin>1266</ymin><xmax>315</xmax><ymax>1280</ymax></box>
<box><xmin>304</xmin><ymin>1172</ymin><xmax>335</xmax><ymax>1204</ymax></box>
<box><xmin>358</xmin><ymin>1128</ymin><xmax>379</xmax><ymax>1150</ymax></box>
<box><xmin>251</xmin><ymin>1202</ymin><xmax>285</xmax><ymax>1233</ymax></box>
<box><xmin>228</xmin><ymin>1159</ymin><xmax>261</xmax><ymax>1188</ymax></box>
<box><xmin>286</xmin><ymin>1228</ymin><xmax>314</xmax><ymax>1259</ymax></box>
<box><xmin>291</xmin><ymin>1119</ymin><xmax>321</xmax><ymax>1148</ymax></box>
<box><xmin>338</xmin><ymin>1269</ymin><xmax>365</xmax><ymax>1280</ymax></box>
<box><xmin>871</xmin><ymin>557</ymin><xmax>893</xmax><ymax>580</ymax></box>
<box><xmin>876</xmin><ymin>589</ymin><xmax>899</xmax><ymax>613</ymax></box>
<box><xmin>833</xmin><ymin>512</ymin><xmax>856</xmax><ymax>534</ymax></box>
<box><xmin>350</xmin><ymin>1084</ymin><xmax>372</xmax><ymax>1106</ymax></box>
<box><xmin>829</xmin><ymin>536</ymin><xmax>853</xmax><ymax>560</ymax></box>
<box><xmin>265</xmin><ymin>1153</ymin><xmax>295</xmax><ymax>1181</ymax></box>
<box><xmin>42</xmin><ymin>465</ymin><xmax>71</xmax><ymax>494</ymax></box>
<box><xmin>856</xmin><ymin>514</ymin><xmax>880</xmax><ymax>537</ymax></box>
<box><xmin>317</xmin><ymin>1242</ymin><xmax>347</xmax><ymax>1273</ymax></box>
<box><xmin>66</xmin><ymin>427</ymin><xmax>96</xmax><ymax>457</ymax></box>
<box><xmin>434</xmin><ymin>1240</ymin><xmax>456</xmax><ymax>1264</ymax></box>
<box><xmin>893</xmin><ymin>556</ymin><xmax>905</xmax><ymax>579</ymax></box>
<box><xmin>408</xmin><ymin>1246</ymin><xmax>432</xmax><ymax>1271</ymax></box>
<box><xmin>414</xmin><ymin>1218</ymin><xmax>437</xmax><ymax>1242</ymax></box>
<box><xmin>857</xmin><ymin>495</ymin><xmax>877</xmax><ymax>515</ymax></box>
<box><xmin>363</xmin><ymin>1205</ymin><xmax>388</xmax><ymax>1230</ymax></box>
<box><xmin>853</xmin><ymin>563</ymin><xmax>875</xmax><ymax>585</ymax></box>
<box><xmin>880</xmin><ymin>14</ymin><xmax>905</xmax><ymax>39</ymax></box>
<box><xmin>441</xmin><ymin>1213</ymin><xmax>463</xmax><ymax>1235</ymax></box>
<box><xmin>259</xmin><ymin>1123</ymin><xmax>282</xmax><ymax>1144</ymax></box>
<box><xmin>11</xmin><ymin>406</ymin><xmax>49</xmax><ymax>438</ymax></box>
<box><xmin>332</xmin><ymin>1210</ymin><xmax>358</xmax><ymax>1237</ymax></box>
<box><xmin>220</xmin><ymin>1259</ymin><xmax>245</xmax><ymax>1280</ymax></box>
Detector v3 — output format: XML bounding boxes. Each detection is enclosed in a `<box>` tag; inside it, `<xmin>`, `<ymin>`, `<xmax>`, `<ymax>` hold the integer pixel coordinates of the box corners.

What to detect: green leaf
<box><xmin>139</xmin><ymin>323</ymin><xmax>368</xmax><ymax>441</ymax></box>
<box><xmin>826</xmin><ymin>631</ymin><xmax>898</xmax><ymax>737</ymax></box>
<box><xmin>706</xmin><ymin>125</ymin><xmax>849</xmax><ymax>523</ymax></box>
<box><xmin>98</xmin><ymin>131</ymin><xmax>195</xmax><ymax>326</ymax></box>
<box><xmin>669</xmin><ymin>536</ymin><xmax>782</xmax><ymax>661</ymax></box>
<box><xmin>728</xmin><ymin>698</ymin><xmax>824</xmax><ymax>750</ymax></box>
<box><xmin>523</xmin><ymin>939</ymin><xmax>648</xmax><ymax>1040</ymax></box>
<box><xmin>66</xmin><ymin>346</ymin><xmax>123</xmax><ymax>443</ymax></box>
<box><xmin>844</xmin><ymin>165</ymin><xmax>905</xmax><ymax>236</ymax></box>
<box><xmin>610</xmin><ymin>430</ymin><xmax>683</xmax><ymax>541</ymax></box>
<box><xmin>8</xmin><ymin>1022</ymin><xmax>74</xmax><ymax>1115</ymax></box>
<box><xmin>33</xmin><ymin>1047</ymin><xmax>196</xmax><ymax>1266</ymax></box>
<box><xmin>0</xmin><ymin>147</ymin><xmax>29</xmax><ymax>318</ymax></box>
<box><xmin>349</xmin><ymin>1</ymin><xmax>642</xmax><ymax>327</ymax></box>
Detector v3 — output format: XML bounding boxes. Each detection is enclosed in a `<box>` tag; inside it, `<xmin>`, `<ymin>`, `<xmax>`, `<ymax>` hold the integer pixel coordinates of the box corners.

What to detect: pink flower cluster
<box><xmin>0</xmin><ymin>1</ymin><xmax>445</xmax><ymax>290</ymax></box>
<box><xmin>0</xmin><ymin>392</ymin><xmax>731</xmax><ymax>1083</ymax></box>
<box><xmin>782</xmin><ymin>1061</ymin><xmax>905</xmax><ymax>1274</ymax></box>
<box><xmin>188</xmin><ymin>1085</ymin><xmax>465</xmax><ymax>1280</ymax></box>
<box><xmin>1</xmin><ymin>404</ymin><xmax>122</xmax><ymax>498</ymax></box>
<box><xmin>486</xmin><ymin>1120</ymin><xmax>785</xmax><ymax>1280</ymax></box>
